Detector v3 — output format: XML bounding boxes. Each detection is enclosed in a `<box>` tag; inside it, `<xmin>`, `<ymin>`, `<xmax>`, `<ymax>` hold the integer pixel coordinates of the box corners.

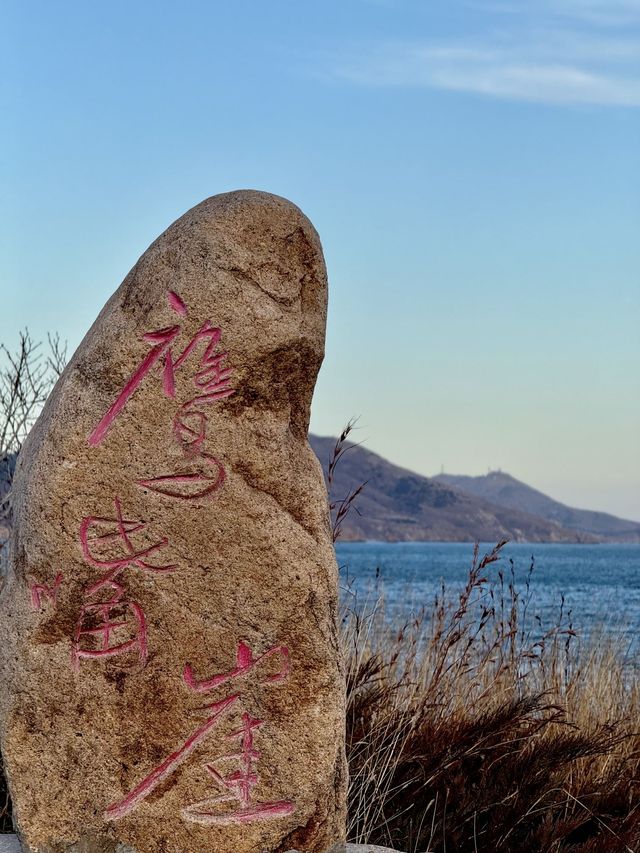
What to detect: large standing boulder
<box><xmin>0</xmin><ymin>191</ymin><xmax>346</xmax><ymax>852</ymax></box>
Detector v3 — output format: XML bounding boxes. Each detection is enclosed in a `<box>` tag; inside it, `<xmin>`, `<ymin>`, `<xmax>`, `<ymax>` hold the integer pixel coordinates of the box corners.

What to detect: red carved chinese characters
<box><xmin>57</xmin><ymin>289</ymin><xmax>290</xmax><ymax>826</ymax></box>
<box><xmin>88</xmin><ymin>291</ymin><xmax>234</xmax><ymax>505</ymax></box>
<box><xmin>88</xmin><ymin>324</ymin><xmax>181</xmax><ymax>447</ymax></box>
<box><xmin>182</xmin><ymin>711</ymin><xmax>294</xmax><ymax>826</ymax></box>
<box><xmin>137</xmin><ymin>401</ymin><xmax>226</xmax><ymax>501</ymax></box>
<box><xmin>72</xmin><ymin>497</ymin><xmax>176</xmax><ymax>670</ymax></box>
<box><xmin>73</xmin><ymin>582</ymin><xmax>147</xmax><ymax>671</ymax></box>
<box><xmin>105</xmin><ymin>641</ymin><xmax>294</xmax><ymax>824</ymax></box>
<box><xmin>105</xmin><ymin>694</ymin><xmax>239</xmax><ymax>821</ymax></box>
<box><xmin>183</xmin><ymin>640</ymin><xmax>290</xmax><ymax>693</ymax></box>
<box><xmin>30</xmin><ymin>573</ymin><xmax>63</xmax><ymax>610</ymax></box>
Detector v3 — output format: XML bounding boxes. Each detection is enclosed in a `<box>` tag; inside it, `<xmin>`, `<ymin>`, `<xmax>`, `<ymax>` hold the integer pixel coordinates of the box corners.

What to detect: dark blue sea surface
<box><xmin>336</xmin><ymin>542</ymin><xmax>640</xmax><ymax>654</ymax></box>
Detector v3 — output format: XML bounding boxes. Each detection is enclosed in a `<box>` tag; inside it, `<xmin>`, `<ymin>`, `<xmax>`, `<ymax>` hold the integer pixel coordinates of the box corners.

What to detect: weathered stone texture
<box><xmin>0</xmin><ymin>191</ymin><xmax>346</xmax><ymax>852</ymax></box>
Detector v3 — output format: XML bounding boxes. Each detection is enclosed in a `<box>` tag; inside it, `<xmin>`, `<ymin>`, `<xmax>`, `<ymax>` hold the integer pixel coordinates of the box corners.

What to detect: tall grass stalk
<box><xmin>343</xmin><ymin>543</ymin><xmax>640</xmax><ymax>852</ymax></box>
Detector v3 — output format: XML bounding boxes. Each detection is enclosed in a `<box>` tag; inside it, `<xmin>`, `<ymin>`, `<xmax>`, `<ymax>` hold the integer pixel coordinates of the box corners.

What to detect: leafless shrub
<box><xmin>0</xmin><ymin>330</ymin><xmax>67</xmax><ymax>567</ymax></box>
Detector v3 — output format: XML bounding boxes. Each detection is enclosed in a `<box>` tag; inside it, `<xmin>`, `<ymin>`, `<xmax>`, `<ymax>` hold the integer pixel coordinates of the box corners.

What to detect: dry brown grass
<box><xmin>343</xmin><ymin>541</ymin><xmax>640</xmax><ymax>852</ymax></box>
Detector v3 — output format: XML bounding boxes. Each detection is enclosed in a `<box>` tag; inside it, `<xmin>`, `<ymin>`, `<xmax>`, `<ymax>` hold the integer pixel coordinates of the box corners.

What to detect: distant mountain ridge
<box><xmin>310</xmin><ymin>435</ymin><xmax>640</xmax><ymax>544</ymax></box>
<box><xmin>434</xmin><ymin>470</ymin><xmax>640</xmax><ymax>542</ymax></box>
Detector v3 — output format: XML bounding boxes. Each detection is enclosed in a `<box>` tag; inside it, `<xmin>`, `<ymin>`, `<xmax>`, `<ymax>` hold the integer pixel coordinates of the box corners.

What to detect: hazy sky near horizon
<box><xmin>2</xmin><ymin>0</ymin><xmax>639</xmax><ymax>520</ymax></box>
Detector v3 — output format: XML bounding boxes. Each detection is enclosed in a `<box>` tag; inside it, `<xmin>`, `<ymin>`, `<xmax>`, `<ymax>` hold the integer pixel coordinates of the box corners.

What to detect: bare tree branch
<box><xmin>0</xmin><ymin>330</ymin><xmax>67</xmax><ymax>571</ymax></box>
<box><xmin>47</xmin><ymin>332</ymin><xmax>68</xmax><ymax>378</ymax></box>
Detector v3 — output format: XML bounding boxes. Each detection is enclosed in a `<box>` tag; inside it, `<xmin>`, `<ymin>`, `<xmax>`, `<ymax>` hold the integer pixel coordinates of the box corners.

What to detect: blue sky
<box><xmin>2</xmin><ymin>0</ymin><xmax>639</xmax><ymax>519</ymax></box>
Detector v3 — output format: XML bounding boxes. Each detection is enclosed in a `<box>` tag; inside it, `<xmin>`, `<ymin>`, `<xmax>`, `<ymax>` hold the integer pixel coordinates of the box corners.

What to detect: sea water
<box><xmin>337</xmin><ymin>541</ymin><xmax>640</xmax><ymax>657</ymax></box>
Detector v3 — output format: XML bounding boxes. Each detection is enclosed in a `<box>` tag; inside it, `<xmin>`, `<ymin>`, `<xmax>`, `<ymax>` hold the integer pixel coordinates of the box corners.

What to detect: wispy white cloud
<box><xmin>547</xmin><ymin>0</ymin><xmax>640</xmax><ymax>27</ymax></box>
<box><xmin>331</xmin><ymin>39</ymin><xmax>640</xmax><ymax>106</ymax></box>
<box><xmin>471</xmin><ymin>0</ymin><xmax>640</xmax><ymax>27</ymax></box>
<box><xmin>324</xmin><ymin>1</ymin><xmax>640</xmax><ymax>106</ymax></box>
